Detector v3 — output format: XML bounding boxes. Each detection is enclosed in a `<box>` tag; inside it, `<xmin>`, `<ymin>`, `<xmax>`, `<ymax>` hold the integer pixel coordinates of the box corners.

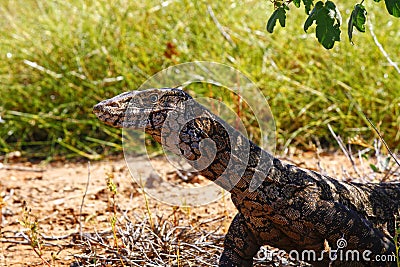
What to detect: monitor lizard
<box><xmin>93</xmin><ymin>88</ymin><xmax>400</xmax><ymax>266</ymax></box>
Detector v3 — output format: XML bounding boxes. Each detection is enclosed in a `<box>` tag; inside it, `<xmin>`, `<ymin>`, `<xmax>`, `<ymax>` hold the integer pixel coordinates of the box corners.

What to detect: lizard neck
<box><xmin>144</xmin><ymin>100</ymin><xmax>275</xmax><ymax>193</ymax></box>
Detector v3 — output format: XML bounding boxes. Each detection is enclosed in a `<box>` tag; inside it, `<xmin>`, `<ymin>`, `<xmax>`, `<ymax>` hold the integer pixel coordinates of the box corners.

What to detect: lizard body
<box><xmin>93</xmin><ymin>88</ymin><xmax>400</xmax><ymax>266</ymax></box>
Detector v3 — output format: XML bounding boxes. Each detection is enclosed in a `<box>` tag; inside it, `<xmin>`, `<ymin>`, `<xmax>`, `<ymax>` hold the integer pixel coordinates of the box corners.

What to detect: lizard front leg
<box><xmin>219</xmin><ymin>213</ymin><xmax>260</xmax><ymax>267</ymax></box>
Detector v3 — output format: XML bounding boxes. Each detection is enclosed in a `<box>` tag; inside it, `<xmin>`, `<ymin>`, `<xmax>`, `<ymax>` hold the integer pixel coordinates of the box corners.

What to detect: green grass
<box><xmin>0</xmin><ymin>0</ymin><xmax>399</xmax><ymax>160</ymax></box>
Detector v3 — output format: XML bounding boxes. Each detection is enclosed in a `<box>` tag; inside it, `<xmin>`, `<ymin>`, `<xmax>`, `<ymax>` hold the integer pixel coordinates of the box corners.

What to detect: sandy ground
<box><xmin>0</xmin><ymin>151</ymin><xmax>398</xmax><ymax>266</ymax></box>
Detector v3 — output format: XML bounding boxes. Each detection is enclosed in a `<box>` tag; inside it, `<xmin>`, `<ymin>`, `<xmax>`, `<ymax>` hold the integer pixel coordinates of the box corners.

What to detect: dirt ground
<box><xmin>0</xmin><ymin>150</ymin><xmax>398</xmax><ymax>266</ymax></box>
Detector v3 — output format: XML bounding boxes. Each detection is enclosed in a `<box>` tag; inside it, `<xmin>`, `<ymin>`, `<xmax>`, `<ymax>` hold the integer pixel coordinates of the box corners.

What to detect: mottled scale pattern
<box><xmin>94</xmin><ymin>88</ymin><xmax>400</xmax><ymax>267</ymax></box>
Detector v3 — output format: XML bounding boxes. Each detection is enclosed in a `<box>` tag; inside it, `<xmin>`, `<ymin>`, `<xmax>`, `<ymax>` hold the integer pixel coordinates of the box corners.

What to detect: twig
<box><xmin>382</xmin><ymin>164</ymin><xmax>400</xmax><ymax>182</ymax></box>
<box><xmin>13</xmin><ymin>231</ymin><xmax>51</xmax><ymax>266</ymax></box>
<box><xmin>108</xmin><ymin>251</ymin><xmax>142</xmax><ymax>267</ymax></box>
<box><xmin>278</xmin><ymin>157</ymin><xmax>306</xmax><ymax>167</ymax></box>
<box><xmin>0</xmin><ymin>164</ymin><xmax>45</xmax><ymax>172</ymax></box>
<box><xmin>197</xmin><ymin>215</ymin><xmax>226</xmax><ymax>226</ymax></box>
<box><xmin>51</xmin><ymin>187</ymin><xmax>104</xmax><ymax>203</ymax></box>
<box><xmin>327</xmin><ymin>124</ymin><xmax>362</xmax><ymax>178</ymax></box>
<box><xmin>367</xmin><ymin>19</ymin><xmax>400</xmax><ymax>75</ymax></box>
<box><xmin>207</xmin><ymin>5</ymin><xmax>236</xmax><ymax>48</ymax></box>
<box><xmin>364</xmin><ymin>116</ymin><xmax>400</xmax><ymax>168</ymax></box>
<box><xmin>23</xmin><ymin>60</ymin><xmax>63</xmax><ymax>79</ymax></box>
<box><xmin>40</xmin><ymin>232</ymin><xmax>79</xmax><ymax>240</ymax></box>
<box><xmin>0</xmin><ymin>237</ymin><xmax>64</xmax><ymax>248</ymax></box>
<box><xmin>79</xmin><ymin>161</ymin><xmax>91</xmax><ymax>240</ymax></box>
<box><xmin>343</xmin><ymin>91</ymin><xmax>399</xmax><ymax>170</ymax></box>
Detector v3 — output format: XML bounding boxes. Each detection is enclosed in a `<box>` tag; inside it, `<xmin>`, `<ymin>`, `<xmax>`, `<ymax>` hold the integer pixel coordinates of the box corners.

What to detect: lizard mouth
<box><xmin>93</xmin><ymin>100</ymin><xmax>178</xmax><ymax>129</ymax></box>
<box><xmin>121</xmin><ymin>106</ymin><xmax>178</xmax><ymax>129</ymax></box>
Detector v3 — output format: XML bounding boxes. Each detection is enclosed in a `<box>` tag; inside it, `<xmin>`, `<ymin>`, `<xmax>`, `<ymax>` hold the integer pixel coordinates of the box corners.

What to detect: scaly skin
<box><xmin>93</xmin><ymin>88</ymin><xmax>400</xmax><ymax>266</ymax></box>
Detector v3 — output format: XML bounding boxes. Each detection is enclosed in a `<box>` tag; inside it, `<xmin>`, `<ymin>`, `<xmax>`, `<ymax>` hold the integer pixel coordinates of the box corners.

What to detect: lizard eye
<box><xmin>149</xmin><ymin>94</ymin><xmax>158</xmax><ymax>103</ymax></box>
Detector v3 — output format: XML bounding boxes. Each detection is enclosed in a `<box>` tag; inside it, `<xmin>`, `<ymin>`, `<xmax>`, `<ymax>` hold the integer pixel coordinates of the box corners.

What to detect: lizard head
<box><xmin>93</xmin><ymin>88</ymin><xmax>193</xmax><ymax>129</ymax></box>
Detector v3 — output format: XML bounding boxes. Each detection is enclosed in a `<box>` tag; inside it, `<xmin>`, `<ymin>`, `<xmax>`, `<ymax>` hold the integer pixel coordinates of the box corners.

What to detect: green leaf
<box><xmin>348</xmin><ymin>4</ymin><xmax>367</xmax><ymax>43</ymax></box>
<box><xmin>267</xmin><ymin>6</ymin><xmax>287</xmax><ymax>33</ymax></box>
<box><xmin>304</xmin><ymin>1</ymin><xmax>341</xmax><ymax>49</ymax></box>
<box><xmin>348</xmin><ymin>10</ymin><xmax>355</xmax><ymax>42</ymax></box>
<box><xmin>370</xmin><ymin>163</ymin><xmax>379</xmax><ymax>173</ymax></box>
<box><xmin>315</xmin><ymin>16</ymin><xmax>341</xmax><ymax>49</ymax></box>
<box><xmin>373</xmin><ymin>0</ymin><xmax>381</xmax><ymax>2</ymax></box>
<box><xmin>385</xmin><ymin>0</ymin><xmax>400</xmax><ymax>17</ymax></box>
<box><xmin>354</xmin><ymin>4</ymin><xmax>367</xmax><ymax>32</ymax></box>
<box><xmin>294</xmin><ymin>0</ymin><xmax>314</xmax><ymax>14</ymax></box>
<box><xmin>304</xmin><ymin>1</ymin><xmax>324</xmax><ymax>32</ymax></box>
<box><xmin>326</xmin><ymin>1</ymin><xmax>342</xmax><ymax>25</ymax></box>
<box><xmin>303</xmin><ymin>0</ymin><xmax>314</xmax><ymax>14</ymax></box>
